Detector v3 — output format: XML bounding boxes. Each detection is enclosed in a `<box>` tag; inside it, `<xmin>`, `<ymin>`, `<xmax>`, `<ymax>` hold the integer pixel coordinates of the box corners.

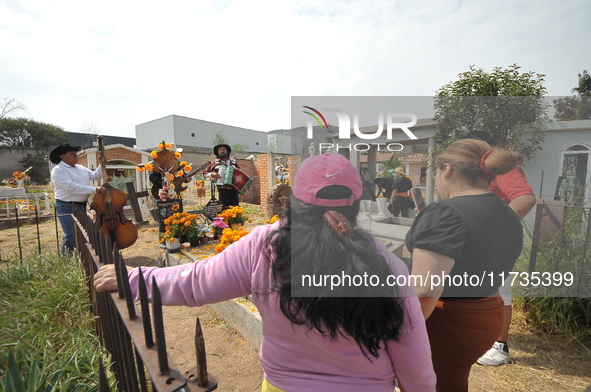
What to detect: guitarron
<box><xmin>90</xmin><ymin>136</ymin><xmax>138</xmax><ymax>249</ymax></box>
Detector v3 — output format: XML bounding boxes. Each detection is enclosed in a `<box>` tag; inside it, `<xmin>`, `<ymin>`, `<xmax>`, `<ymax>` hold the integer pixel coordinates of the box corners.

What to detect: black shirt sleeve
<box><xmin>405</xmin><ymin>202</ymin><xmax>467</xmax><ymax>260</ymax></box>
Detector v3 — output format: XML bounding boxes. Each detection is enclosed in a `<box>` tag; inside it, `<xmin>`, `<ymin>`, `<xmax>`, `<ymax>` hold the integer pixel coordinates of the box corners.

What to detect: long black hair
<box><xmin>264</xmin><ymin>186</ymin><xmax>406</xmax><ymax>359</ymax></box>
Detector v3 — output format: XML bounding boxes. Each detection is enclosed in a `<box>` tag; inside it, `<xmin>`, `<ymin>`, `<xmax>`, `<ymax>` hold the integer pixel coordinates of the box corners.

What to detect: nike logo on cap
<box><xmin>326</xmin><ymin>172</ymin><xmax>339</xmax><ymax>178</ymax></box>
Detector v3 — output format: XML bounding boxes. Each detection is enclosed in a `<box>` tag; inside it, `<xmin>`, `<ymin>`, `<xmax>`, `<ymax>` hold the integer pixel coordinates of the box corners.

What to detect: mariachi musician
<box><xmin>204</xmin><ymin>144</ymin><xmax>240</xmax><ymax>209</ymax></box>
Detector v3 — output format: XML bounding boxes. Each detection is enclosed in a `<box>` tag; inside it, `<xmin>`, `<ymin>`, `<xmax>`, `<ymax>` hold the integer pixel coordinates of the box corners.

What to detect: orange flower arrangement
<box><xmin>214</xmin><ymin>227</ymin><xmax>249</xmax><ymax>253</ymax></box>
<box><xmin>136</xmin><ymin>141</ymin><xmax>192</xmax><ymax>186</ymax></box>
<box><xmin>217</xmin><ymin>206</ymin><xmax>250</xmax><ymax>225</ymax></box>
<box><xmin>158</xmin><ymin>211</ymin><xmax>200</xmax><ymax>243</ymax></box>
<box><xmin>13</xmin><ymin>171</ymin><xmax>26</xmax><ymax>180</ymax></box>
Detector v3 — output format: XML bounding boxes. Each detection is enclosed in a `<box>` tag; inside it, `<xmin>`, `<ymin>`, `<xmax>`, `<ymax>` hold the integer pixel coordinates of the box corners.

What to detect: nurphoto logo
<box><xmin>302</xmin><ymin>106</ymin><xmax>419</xmax><ymax>152</ymax></box>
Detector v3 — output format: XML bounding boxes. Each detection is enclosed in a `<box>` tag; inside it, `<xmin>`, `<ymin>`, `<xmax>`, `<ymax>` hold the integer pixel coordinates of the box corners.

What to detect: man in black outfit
<box><xmin>390</xmin><ymin>167</ymin><xmax>414</xmax><ymax>217</ymax></box>
<box><xmin>203</xmin><ymin>144</ymin><xmax>240</xmax><ymax>209</ymax></box>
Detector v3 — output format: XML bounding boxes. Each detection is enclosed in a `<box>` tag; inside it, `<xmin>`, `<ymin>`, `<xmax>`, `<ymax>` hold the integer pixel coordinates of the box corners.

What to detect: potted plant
<box><xmin>158</xmin><ymin>211</ymin><xmax>200</xmax><ymax>252</ymax></box>
<box><xmin>193</xmin><ymin>223</ymin><xmax>210</xmax><ymax>246</ymax></box>
<box><xmin>218</xmin><ymin>206</ymin><xmax>250</xmax><ymax>230</ymax></box>
<box><xmin>212</xmin><ymin>217</ymin><xmax>228</xmax><ymax>240</ymax></box>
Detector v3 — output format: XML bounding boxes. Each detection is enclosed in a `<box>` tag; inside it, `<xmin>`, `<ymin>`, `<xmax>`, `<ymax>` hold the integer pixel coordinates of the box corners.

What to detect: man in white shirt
<box><xmin>50</xmin><ymin>143</ymin><xmax>106</xmax><ymax>254</ymax></box>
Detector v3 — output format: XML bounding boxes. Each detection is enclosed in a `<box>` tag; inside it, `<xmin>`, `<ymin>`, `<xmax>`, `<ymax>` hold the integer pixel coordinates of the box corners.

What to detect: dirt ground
<box><xmin>2</xmin><ymin>191</ymin><xmax>590</xmax><ymax>391</ymax></box>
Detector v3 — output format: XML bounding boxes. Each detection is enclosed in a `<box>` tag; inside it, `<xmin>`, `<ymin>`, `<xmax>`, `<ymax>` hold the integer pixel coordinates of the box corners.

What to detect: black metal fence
<box><xmin>73</xmin><ymin>208</ymin><xmax>217</xmax><ymax>391</ymax></box>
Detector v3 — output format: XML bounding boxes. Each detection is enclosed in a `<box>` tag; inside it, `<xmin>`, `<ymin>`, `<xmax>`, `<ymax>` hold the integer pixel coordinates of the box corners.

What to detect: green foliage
<box><xmin>553</xmin><ymin>70</ymin><xmax>591</xmax><ymax>120</ymax></box>
<box><xmin>516</xmin><ymin>297</ymin><xmax>591</xmax><ymax>342</ymax></box>
<box><xmin>513</xmin><ymin>206</ymin><xmax>591</xmax><ymax>343</ymax></box>
<box><xmin>0</xmin><ymin>118</ymin><xmax>68</xmax><ymax>147</ymax></box>
<box><xmin>434</xmin><ymin>64</ymin><xmax>548</xmax><ymax>159</ymax></box>
<box><xmin>410</xmin><ymin>144</ymin><xmax>428</xmax><ymax>154</ymax></box>
<box><xmin>212</xmin><ymin>131</ymin><xmax>229</xmax><ymax>148</ymax></box>
<box><xmin>231</xmin><ymin>142</ymin><xmax>249</xmax><ymax>152</ymax></box>
<box><xmin>0</xmin><ymin>254</ymin><xmax>109</xmax><ymax>391</ymax></box>
<box><xmin>380</xmin><ymin>153</ymin><xmax>403</xmax><ymax>178</ymax></box>
<box><xmin>572</xmin><ymin>70</ymin><xmax>591</xmax><ymax>96</ymax></box>
<box><xmin>18</xmin><ymin>154</ymin><xmax>48</xmax><ymax>184</ymax></box>
<box><xmin>1</xmin><ymin>351</ymin><xmax>66</xmax><ymax>392</ymax></box>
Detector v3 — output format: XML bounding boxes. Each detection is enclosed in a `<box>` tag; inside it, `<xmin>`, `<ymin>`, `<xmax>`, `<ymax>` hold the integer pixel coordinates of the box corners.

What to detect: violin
<box><xmin>90</xmin><ymin>135</ymin><xmax>138</xmax><ymax>249</ymax></box>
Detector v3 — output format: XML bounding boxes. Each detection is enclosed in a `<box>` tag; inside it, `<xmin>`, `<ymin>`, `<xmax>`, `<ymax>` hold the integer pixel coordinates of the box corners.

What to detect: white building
<box><xmin>522</xmin><ymin>119</ymin><xmax>591</xmax><ymax>207</ymax></box>
<box><xmin>135</xmin><ymin>115</ymin><xmax>268</xmax><ymax>152</ymax></box>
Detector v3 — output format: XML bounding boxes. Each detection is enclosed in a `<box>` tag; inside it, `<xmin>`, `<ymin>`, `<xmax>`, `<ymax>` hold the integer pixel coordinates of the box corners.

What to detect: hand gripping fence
<box><xmin>73</xmin><ymin>208</ymin><xmax>218</xmax><ymax>391</ymax></box>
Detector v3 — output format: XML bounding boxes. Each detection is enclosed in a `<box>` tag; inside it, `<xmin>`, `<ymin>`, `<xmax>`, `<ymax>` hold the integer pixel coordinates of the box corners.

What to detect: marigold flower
<box><xmin>165</xmin><ymin>143</ymin><xmax>173</xmax><ymax>149</ymax></box>
<box><xmin>144</xmin><ymin>163</ymin><xmax>154</xmax><ymax>171</ymax></box>
<box><xmin>136</xmin><ymin>166</ymin><xmax>145</xmax><ymax>172</ymax></box>
<box><xmin>174</xmin><ymin>152</ymin><xmax>182</xmax><ymax>159</ymax></box>
<box><xmin>171</xmin><ymin>204</ymin><xmax>180</xmax><ymax>211</ymax></box>
<box><xmin>158</xmin><ymin>143</ymin><xmax>164</xmax><ymax>150</ymax></box>
<box><xmin>176</xmin><ymin>170</ymin><xmax>184</xmax><ymax>177</ymax></box>
<box><xmin>167</xmin><ymin>173</ymin><xmax>175</xmax><ymax>181</ymax></box>
<box><xmin>180</xmin><ymin>161</ymin><xmax>188</xmax><ymax>166</ymax></box>
<box><xmin>183</xmin><ymin>165</ymin><xmax>192</xmax><ymax>172</ymax></box>
<box><xmin>150</xmin><ymin>150</ymin><xmax>158</xmax><ymax>158</ymax></box>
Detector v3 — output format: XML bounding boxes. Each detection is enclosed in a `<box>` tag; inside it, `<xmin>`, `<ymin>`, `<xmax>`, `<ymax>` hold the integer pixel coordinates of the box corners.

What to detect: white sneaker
<box><xmin>477</xmin><ymin>342</ymin><xmax>512</xmax><ymax>366</ymax></box>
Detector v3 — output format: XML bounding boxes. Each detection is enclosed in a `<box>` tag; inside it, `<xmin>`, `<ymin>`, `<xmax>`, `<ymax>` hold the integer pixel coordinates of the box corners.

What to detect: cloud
<box><xmin>1</xmin><ymin>0</ymin><xmax>589</xmax><ymax>137</ymax></box>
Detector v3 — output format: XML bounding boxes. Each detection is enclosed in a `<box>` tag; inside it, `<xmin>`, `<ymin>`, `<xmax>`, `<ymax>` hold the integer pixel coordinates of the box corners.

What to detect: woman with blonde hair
<box><xmin>405</xmin><ymin>139</ymin><xmax>525</xmax><ymax>392</ymax></box>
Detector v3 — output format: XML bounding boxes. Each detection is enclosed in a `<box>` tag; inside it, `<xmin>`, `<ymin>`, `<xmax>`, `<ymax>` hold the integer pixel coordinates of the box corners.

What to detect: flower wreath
<box><xmin>136</xmin><ymin>141</ymin><xmax>193</xmax><ymax>194</ymax></box>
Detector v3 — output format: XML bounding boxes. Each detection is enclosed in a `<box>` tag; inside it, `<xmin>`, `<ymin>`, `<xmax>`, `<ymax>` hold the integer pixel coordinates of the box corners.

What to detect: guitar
<box><xmin>151</xmin><ymin>160</ymin><xmax>211</xmax><ymax>199</ymax></box>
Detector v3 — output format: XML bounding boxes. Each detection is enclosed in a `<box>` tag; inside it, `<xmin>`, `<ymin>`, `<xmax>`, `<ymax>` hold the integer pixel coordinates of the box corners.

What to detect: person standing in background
<box><xmin>204</xmin><ymin>144</ymin><xmax>240</xmax><ymax>209</ymax></box>
<box><xmin>390</xmin><ymin>167</ymin><xmax>414</xmax><ymax>217</ymax></box>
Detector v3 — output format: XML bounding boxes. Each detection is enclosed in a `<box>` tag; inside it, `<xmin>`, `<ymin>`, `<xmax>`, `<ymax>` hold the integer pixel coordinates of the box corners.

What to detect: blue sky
<box><xmin>1</xmin><ymin>0</ymin><xmax>589</xmax><ymax>138</ymax></box>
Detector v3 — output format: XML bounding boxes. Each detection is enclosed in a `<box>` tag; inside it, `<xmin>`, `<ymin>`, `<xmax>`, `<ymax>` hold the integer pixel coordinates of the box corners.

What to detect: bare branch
<box><xmin>0</xmin><ymin>98</ymin><xmax>27</xmax><ymax>119</ymax></box>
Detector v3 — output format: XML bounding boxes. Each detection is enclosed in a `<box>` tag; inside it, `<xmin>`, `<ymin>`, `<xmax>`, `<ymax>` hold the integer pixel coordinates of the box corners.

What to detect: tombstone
<box><xmin>0</xmin><ymin>186</ymin><xmax>26</xmax><ymax>198</ymax></box>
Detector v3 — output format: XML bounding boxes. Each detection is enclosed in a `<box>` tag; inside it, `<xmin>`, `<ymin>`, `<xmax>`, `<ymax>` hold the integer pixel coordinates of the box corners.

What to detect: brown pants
<box><xmin>426</xmin><ymin>297</ymin><xmax>504</xmax><ymax>392</ymax></box>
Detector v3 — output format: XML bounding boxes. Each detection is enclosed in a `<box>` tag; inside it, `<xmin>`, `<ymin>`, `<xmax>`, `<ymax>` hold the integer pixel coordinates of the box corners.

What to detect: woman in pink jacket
<box><xmin>95</xmin><ymin>153</ymin><xmax>436</xmax><ymax>392</ymax></box>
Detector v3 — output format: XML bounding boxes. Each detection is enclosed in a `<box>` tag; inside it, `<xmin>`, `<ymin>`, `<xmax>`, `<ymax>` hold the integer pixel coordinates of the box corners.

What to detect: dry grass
<box><xmin>469</xmin><ymin>307</ymin><xmax>591</xmax><ymax>391</ymax></box>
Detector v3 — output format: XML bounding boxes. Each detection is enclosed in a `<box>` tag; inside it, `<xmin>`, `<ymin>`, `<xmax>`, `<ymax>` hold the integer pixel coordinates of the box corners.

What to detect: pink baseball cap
<box><xmin>293</xmin><ymin>153</ymin><xmax>363</xmax><ymax>207</ymax></box>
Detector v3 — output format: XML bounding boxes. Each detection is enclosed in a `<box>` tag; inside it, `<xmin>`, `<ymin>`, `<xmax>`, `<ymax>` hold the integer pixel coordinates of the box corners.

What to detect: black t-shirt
<box><xmin>393</xmin><ymin>176</ymin><xmax>412</xmax><ymax>194</ymax></box>
<box><xmin>405</xmin><ymin>193</ymin><xmax>523</xmax><ymax>297</ymax></box>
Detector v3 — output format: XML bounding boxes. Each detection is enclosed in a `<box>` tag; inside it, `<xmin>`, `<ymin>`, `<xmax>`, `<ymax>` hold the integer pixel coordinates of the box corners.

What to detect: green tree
<box><xmin>380</xmin><ymin>153</ymin><xmax>403</xmax><ymax>178</ymax></box>
<box><xmin>553</xmin><ymin>70</ymin><xmax>591</xmax><ymax>120</ymax></box>
<box><xmin>0</xmin><ymin>117</ymin><xmax>68</xmax><ymax>147</ymax></box>
<box><xmin>434</xmin><ymin>64</ymin><xmax>548</xmax><ymax>159</ymax></box>
<box><xmin>572</xmin><ymin>69</ymin><xmax>591</xmax><ymax>96</ymax></box>
<box><xmin>212</xmin><ymin>131</ymin><xmax>229</xmax><ymax>148</ymax></box>
<box><xmin>231</xmin><ymin>142</ymin><xmax>249</xmax><ymax>152</ymax></box>
<box><xmin>19</xmin><ymin>153</ymin><xmax>48</xmax><ymax>184</ymax></box>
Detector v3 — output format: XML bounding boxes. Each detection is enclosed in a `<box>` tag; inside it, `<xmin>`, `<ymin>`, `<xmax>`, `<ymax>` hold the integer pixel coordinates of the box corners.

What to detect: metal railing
<box><xmin>73</xmin><ymin>208</ymin><xmax>217</xmax><ymax>391</ymax></box>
